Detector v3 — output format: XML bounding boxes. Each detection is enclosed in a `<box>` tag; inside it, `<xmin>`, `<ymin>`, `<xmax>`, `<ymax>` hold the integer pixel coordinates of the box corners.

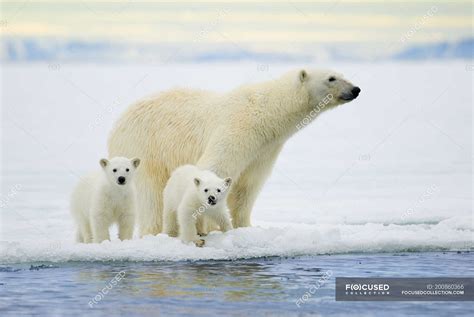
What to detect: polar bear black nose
<box><xmin>118</xmin><ymin>176</ymin><xmax>126</xmax><ymax>184</ymax></box>
<box><xmin>208</xmin><ymin>196</ymin><xmax>216</xmax><ymax>205</ymax></box>
<box><xmin>351</xmin><ymin>87</ymin><xmax>361</xmax><ymax>98</ymax></box>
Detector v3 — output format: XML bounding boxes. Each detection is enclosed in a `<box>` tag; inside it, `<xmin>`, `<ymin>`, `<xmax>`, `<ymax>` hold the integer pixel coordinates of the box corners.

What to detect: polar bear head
<box><xmin>193</xmin><ymin>171</ymin><xmax>232</xmax><ymax>207</ymax></box>
<box><xmin>99</xmin><ymin>156</ymin><xmax>141</xmax><ymax>187</ymax></box>
<box><xmin>298</xmin><ymin>69</ymin><xmax>361</xmax><ymax>109</ymax></box>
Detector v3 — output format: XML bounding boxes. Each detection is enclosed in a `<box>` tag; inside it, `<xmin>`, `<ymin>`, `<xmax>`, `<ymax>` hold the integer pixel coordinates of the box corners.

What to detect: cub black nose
<box><xmin>208</xmin><ymin>196</ymin><xmax>216</xmax><ymax>205</ymax></box>
<box><xmin>351</xmin><ymin>86</ymin><xmax>361</xmax><ymax>97</ymax></box>
<box><xmin>118</xmin><ymin>176</ymin><xmax>126</xmax><ymax>184</ymax></box>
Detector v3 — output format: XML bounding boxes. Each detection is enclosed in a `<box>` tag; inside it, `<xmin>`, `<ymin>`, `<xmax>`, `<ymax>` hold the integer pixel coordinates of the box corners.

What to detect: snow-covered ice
<box><xmin>0</xmin><ymin>218</ymin><xmax>472</xmax><ymax>264</ymax></box>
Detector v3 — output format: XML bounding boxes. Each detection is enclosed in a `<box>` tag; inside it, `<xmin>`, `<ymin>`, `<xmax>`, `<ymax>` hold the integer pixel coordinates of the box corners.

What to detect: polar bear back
<box><xmin>70</xmin><ymin>172</ymin><xmax>101</xmax><ymax>220</ymax></box>
<box><xmin>163</xmin><ymin>164</ymin><xmax>199</xmax><ymax>209</ymax></box>
<box><xmin>110</xmin><ymin>89</ymin><xmax>224</xmax><ymax>167</ymax></box>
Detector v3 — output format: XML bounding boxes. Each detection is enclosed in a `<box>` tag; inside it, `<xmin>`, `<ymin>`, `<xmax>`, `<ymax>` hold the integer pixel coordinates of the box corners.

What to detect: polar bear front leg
<box><xmin>91</xmin><ymin>216</ymin><xmax>111</xmax><ymax>243</ymax></box>
<box><xmin>118</xmin><ymin>211</ymin><xmax>135</xmax><ymax>240</ymax></box>
<box><xmin>211</xmin><ymin>211</ymin><xmax>233</xmax><ymax>232</ymax></box>
<box><xmin>228</xmin><ymin>144</ymin><xmax>283</xmax><ymax>228</ymax></box>
<box><xmin>177</xmin><ymin>205</ymin><xmax>204</xmax><ymax>246</ymax></box>
<box><xmin>91</xmin><ymin>205</ymin><xmax>111</xmax><ymax>243</ymax></box>
<box><xmin>196</xmin><ymin>216</ymin><xmax>208</xmax><ymax>236</ymax></box>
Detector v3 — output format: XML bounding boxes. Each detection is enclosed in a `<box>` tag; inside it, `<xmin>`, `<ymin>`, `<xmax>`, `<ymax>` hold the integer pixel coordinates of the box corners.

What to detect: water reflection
<box><xmin>76</xmin><ymin>259</ymin><xmax>313</xmax><ymax>302</ymax></box>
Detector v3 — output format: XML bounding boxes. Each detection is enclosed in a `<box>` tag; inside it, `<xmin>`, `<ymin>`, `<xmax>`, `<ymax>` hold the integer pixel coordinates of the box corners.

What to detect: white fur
<box><xmin>108</xmin><ymin>69</ymin><xmax>360</xmax><ymax>236</ymax></box>
<box><xmin>70</xmin><ymin>157</ymin><xmax>140</xmax><ymax>243</ymax></box>
<box><xmin>162</xmin><ymin>165</ymin><xmax>233</xmax><ymax>246</ymax></box>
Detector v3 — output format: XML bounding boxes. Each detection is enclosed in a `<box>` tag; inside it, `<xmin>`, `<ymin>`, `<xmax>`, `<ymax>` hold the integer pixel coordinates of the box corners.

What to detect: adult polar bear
<box><xmin>109</xmin><ymin>69</ymin><xmax>360</xmax><ymax>236</ymax></box>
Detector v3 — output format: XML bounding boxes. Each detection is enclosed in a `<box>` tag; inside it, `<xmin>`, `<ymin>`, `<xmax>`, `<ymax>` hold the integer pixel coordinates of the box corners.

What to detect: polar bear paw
<box><xmin>194</xmin><ymin>239</ymin><xmax>205</xmax><ymax>247</ymax></box>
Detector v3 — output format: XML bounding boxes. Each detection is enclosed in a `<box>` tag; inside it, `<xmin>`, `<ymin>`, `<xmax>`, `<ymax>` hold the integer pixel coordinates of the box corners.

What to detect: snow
<box><xmin>0</xmin><ymin>218</ymin><xmax>472</xmax><ymax>264</ymax></box>
<box><xmin>0</xmin><ymin>62</ymin><xmax>472</xmax><ymax>263</ymax></box>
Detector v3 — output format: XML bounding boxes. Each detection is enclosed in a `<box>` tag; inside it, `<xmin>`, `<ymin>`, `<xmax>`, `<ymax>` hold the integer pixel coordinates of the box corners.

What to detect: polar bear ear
<box><xmin>99</xmin><ymin>158</ymin><xmax>109</xmax><ymax>169</ymax></box>
<box><xmin>224</xmin><ymin>177</ymin><xmax>232</xmax><ymax>187</ymax></box>
<box><xmin>194</xmin><ymin>178</ymin><xmax>201</xmax><ymax>187</ymax></box>
<box><xmin>299</xmin><ymin>70</ymin><xmax>308</xmax><ymax>83</ymax></box>
<box><xmin>131</xmin><ymin>158</ymin><xmax>141</xmax><ymax>168</ymax></box>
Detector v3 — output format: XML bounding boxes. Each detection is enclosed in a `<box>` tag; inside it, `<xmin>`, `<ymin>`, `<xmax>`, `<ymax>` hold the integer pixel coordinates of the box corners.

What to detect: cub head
<box><xmin>298</xmin><ymin>69</ymin><xmax>361</xmax><ymax>109</ymax></box>
<box><xmin>99</xmin><ymin>157</ymin><xmax>140</xmax><ymax>187</ymax></box>
<box><xmin>193</xmin><ymin>172</ymin><xmax>232</xmax><ymax>207</ymax></box>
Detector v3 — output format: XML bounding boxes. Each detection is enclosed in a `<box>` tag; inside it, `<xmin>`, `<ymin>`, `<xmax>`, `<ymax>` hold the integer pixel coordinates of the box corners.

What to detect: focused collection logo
<box><xmin>336</xmin><ymin>278</ymin><xmax>472</xmax><ymax>301</ymax></box>
<box><xmin>344</xmin><ymin>283</ymin><xmax>390</xmax><ymax>296</ymax></box>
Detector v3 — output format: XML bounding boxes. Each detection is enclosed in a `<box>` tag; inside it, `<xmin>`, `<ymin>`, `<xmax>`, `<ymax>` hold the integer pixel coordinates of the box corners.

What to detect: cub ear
<box><xmin>299</xmin><ymin>69</ymin><xmax>308</xmax><ymax>83</ymax></box>
<box><xmin>194</xmin><ymin>178</ymin><xmax>201</xmax><ymax>187</ymax></box>
<box><xmin>131</xmin><ymin>158</ymin><xmax>141</xmax><ymax>168</ymax></box>
<box><xmin>224</xmin><ymin>177</ymin><xmax>232</xmax><ymax>187</ymax></box>
<box><xmin>99</xmin><ymin>158</ymin><xmax>109</xmax><ymax>168</ymax></box>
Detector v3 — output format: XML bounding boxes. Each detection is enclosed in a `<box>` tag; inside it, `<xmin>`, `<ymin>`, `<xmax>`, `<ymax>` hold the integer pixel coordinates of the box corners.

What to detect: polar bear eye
<box><xmin>113</xmin><ymin>169</ymin><xmax>117</xmax><ymax>173</ymax></box>
<box><xmin>126</xmin><ymin>168</ymin><xmax>130</xmax><ymax>172</ymax></box>
<box><xmin>204</xmin><ymin>189</ymin><xmax>208</xmax><ymax>193</ymax></box>
<box><xmin>328</xmin><ymin>76</ymin><xmax>336</xmax><ymax>82</ymax></box>
<box><xmin>217</xmin><ymin>189</ymin><xmax>221</xmax><ymax>193</ymax></box>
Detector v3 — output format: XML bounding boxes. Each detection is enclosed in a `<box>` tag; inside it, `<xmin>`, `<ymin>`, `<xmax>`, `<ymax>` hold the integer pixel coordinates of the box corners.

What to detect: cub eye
<box><xmin>204</xmin><ymin>189</ymin><xmax>208</xmax><ymax>193</ymax></box>
<box><xmin>328</xmin><ymin>76</ymin><xmax>336</xmax><ymax>82</ymax></box>
<box><xmin>217</xmin><ymin>189</ymin><xmax>221</xmax><ymax>193</ymax></box>
<box><xmin>113</xmin><ymin>169</ymin><xmax>117</xmax><ymax>173</ymax></box>
<box><xmin>126</xmin><ymin>168</ymin><xmax>130</xmax><ymax>172</ymax></box>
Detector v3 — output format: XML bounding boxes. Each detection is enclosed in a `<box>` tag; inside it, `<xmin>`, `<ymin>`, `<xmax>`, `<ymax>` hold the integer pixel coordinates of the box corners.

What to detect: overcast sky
<box><xmin>1</xmin><ymin>0</ymin><xmax>472</xmax><ymax>51</ymax></box>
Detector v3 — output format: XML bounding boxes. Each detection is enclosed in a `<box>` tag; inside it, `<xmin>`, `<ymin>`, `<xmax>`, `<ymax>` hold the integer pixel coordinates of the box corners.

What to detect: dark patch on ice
<box><xmin>295</xmin><ymin>267</ymin><xmax>321</xmax><ymax>272</ymax></box>
<box><xmin>0</xmin><ymin>267</ymin><xmax>21</xmax><ymax>272</ymax></box>
<box><xmin>29</xmin><ymin>264</ymin><xmax>58</xmax><ymax>271</ymax></box>
<box><xmin>385</xmin><ymin>220</ymin><xmax>442</xmax><ymax>226</ymax></box>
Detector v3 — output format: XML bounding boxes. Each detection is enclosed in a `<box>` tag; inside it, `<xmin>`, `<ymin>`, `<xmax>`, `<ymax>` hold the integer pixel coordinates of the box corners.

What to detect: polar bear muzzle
<box><xmin>340</xmin><ymin>86</ymin><xmax>361</xmax><ymax>101</ymax></box>
<box><xmin>117</xmin><ymin>176</ymin><xmax>126</xmax><ymax>185</ymax></box>
<box><xmin>208</xmin><ymin>195</ymin><xmax>217</xmax><ymax>205</ymax></box>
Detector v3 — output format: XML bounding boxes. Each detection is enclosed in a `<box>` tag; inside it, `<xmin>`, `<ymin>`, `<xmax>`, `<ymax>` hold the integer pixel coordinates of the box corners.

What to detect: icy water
<box><xmin>1</xmin><ymin>252</ymin><xmax>473</xmax><ymax>316</ymax></box>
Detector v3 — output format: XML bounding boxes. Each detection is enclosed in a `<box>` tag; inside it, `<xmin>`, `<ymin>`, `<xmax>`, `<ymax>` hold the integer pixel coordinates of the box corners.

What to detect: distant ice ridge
<box><xmin>1</xmin><ymin>37</ymin><xmax>472</xmax><ymax>63</ymax></box>
<box><xmin>0</xmin><ymin>217</ymin><xmax>471</xmax><ymax>264</ymax></box>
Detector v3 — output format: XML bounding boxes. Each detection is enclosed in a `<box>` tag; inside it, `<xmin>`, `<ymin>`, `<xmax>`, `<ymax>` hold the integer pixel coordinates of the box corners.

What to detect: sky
<box><xmin>0</xmin><ymin>0</ymin><xmax>472</xmax><ymax>58</ymax></box>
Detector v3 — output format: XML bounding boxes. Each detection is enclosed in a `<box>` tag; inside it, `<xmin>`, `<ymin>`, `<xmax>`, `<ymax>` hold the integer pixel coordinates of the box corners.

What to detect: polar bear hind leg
<box><xmin>162</xmin><ymin>204</ymin><xmax>179</xmax><ymax>238</ymax></box>
<box><xmin>75</xmin><ymin>216</ymin><xmax>93</xmax><ymax>243</ymax></box>
<box><xmin>75</xmin><ymin>230</ymin><xmax>84</xmax><ymax>243</ymax></box>
<box><xmin>82</xmin><ymin>225</ymin><xmax>93</xmax><ymax>243</ymax></box>
<box><xmin>136</xmin><ymin>170</ymin><xmax>166</xmax><ymax>237</ymax></box>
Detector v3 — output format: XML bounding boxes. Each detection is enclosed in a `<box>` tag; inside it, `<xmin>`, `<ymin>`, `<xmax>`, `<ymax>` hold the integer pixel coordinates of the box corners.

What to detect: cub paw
<box><xmin>194</xmin><ymin>239</ymin><xmax>205</xmax><ymax>247</ymax></box>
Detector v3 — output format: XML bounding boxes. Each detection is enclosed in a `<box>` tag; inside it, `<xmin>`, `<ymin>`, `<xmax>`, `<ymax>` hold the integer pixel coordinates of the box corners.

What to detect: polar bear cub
<box><xmin>70</xmin><ymin>157</ymin><xmax>140</xmax><ymax>243</ymax></box>
<box><xmin>163</xmin><ymin>165</ymin><xmax>233</xmax><ymax>246</ymax></box>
